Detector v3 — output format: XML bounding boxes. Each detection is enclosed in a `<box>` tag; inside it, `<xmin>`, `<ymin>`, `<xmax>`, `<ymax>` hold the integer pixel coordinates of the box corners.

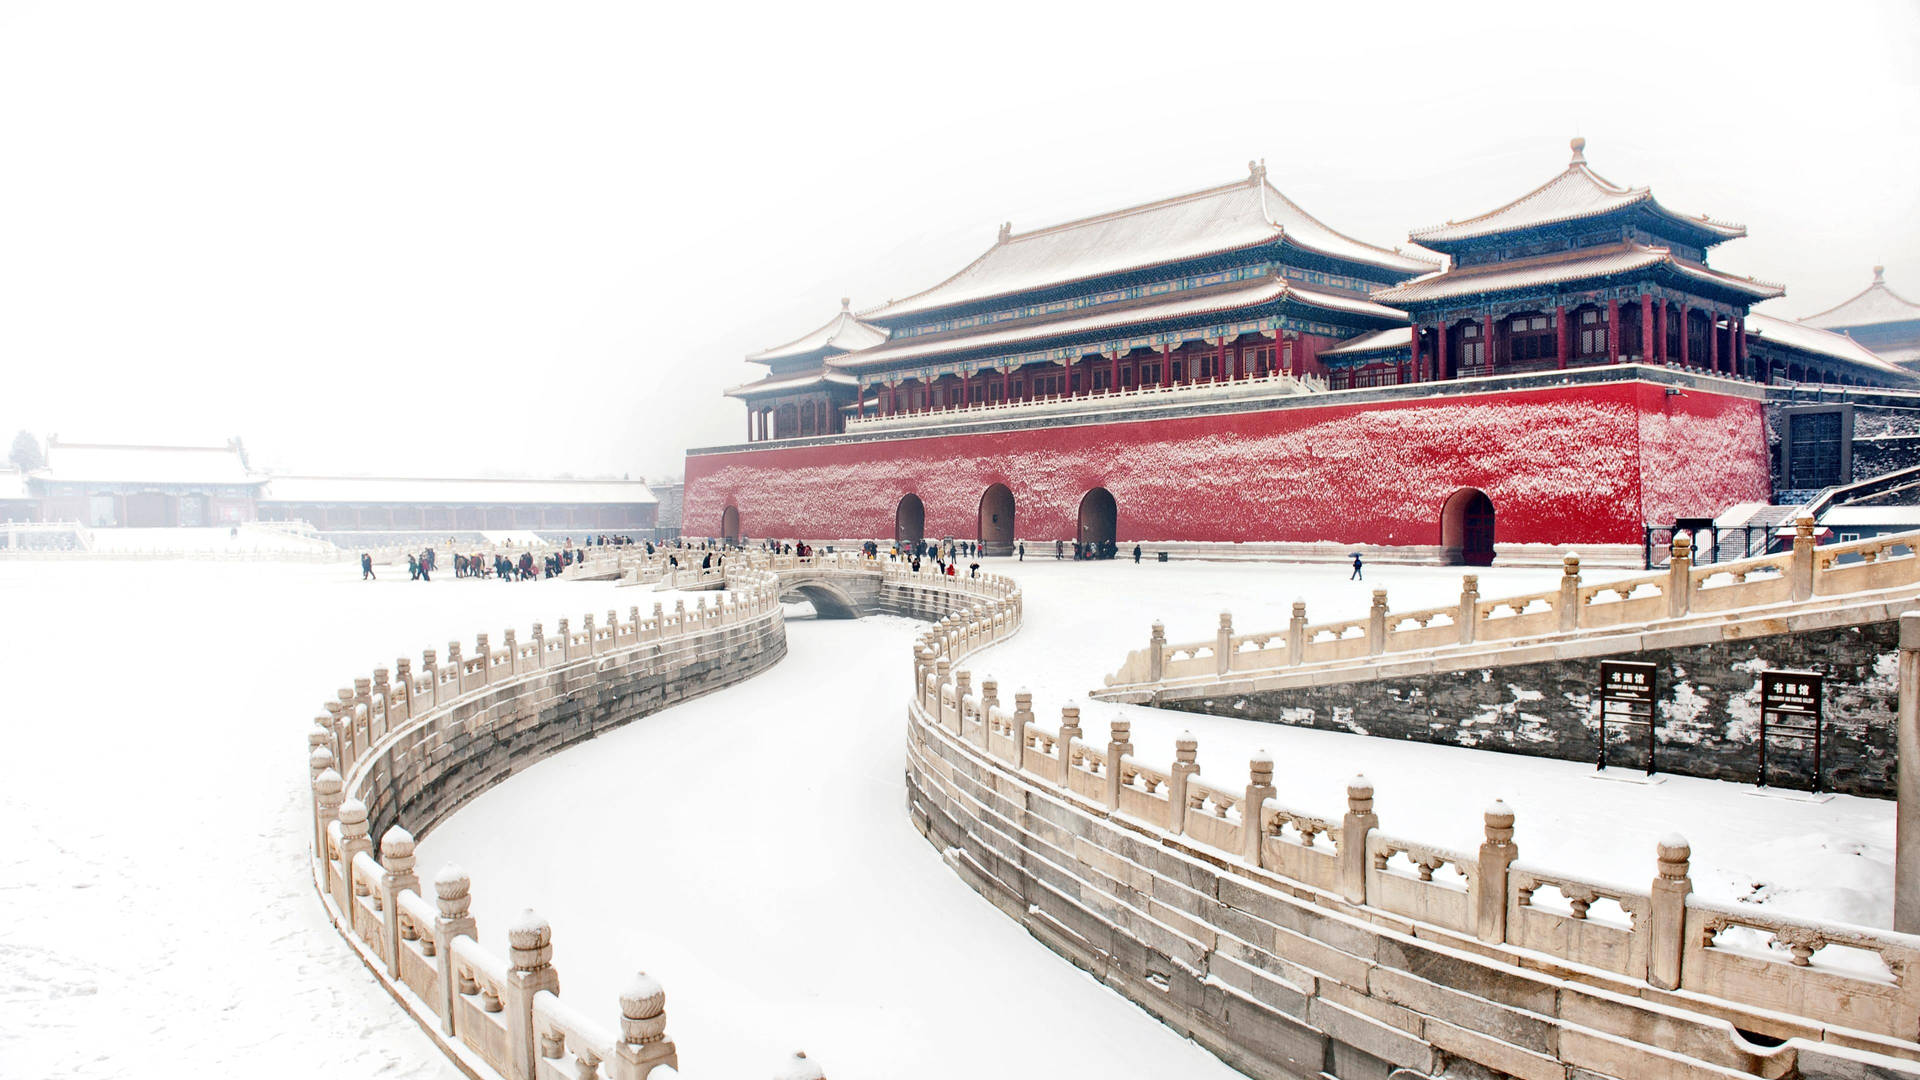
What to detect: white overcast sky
<box><xmin>1</xmin><ymin>1</ymin><xmax>1915</xmax><ymax>482</ymax></box>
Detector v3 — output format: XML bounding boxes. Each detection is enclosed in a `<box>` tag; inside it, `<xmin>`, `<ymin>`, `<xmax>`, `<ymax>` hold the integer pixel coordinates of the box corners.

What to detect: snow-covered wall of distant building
<box><xmin>684</xmin><ymin>381</ymin><xmax>1770</xmax><ymax>548</ymax></box>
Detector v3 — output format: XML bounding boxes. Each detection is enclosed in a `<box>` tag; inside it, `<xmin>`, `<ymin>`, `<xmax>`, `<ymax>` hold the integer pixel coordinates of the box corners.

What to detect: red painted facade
<box><xmin>684</xmin><ymin>380</ymin><xmax>1770</xmax><ymax>547</ymax></box>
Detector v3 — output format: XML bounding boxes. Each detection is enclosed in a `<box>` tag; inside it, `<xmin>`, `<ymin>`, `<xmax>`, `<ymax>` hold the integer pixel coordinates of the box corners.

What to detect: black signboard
<box><xmin>1598</xmin><ymin>660</ymin><xmax>1659</xmax><ymax>775</ymax></box>
<box><xmin>1758</xmin><ymin>669</ymin><xmax>1825</xmax><ymax>792</ymax></box>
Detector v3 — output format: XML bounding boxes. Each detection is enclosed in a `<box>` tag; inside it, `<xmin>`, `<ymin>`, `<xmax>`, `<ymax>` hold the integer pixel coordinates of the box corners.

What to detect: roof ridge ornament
<box><xmin>997</xmin><ymin>221</ymin><xmax>1012</xmax><ymax>243</ymax></box>
<box><xmin>1248</xmin><ymin>159</ymin><xmax>1267</xmax><ymax>182</ymax></box>
<box><xmin>1570</xmin><ymin>136</ymin><xmax>1587</xmax><ymax>166</ymax></box>
<box><xmin>1875</xmin><ymin>265</ymin><xmax>1886</xmax><ymax>284</ymax></box>
<box><xmin>840</xmin><ymin>296</ymin><xmax>850</xmax><ymax>311</ymax></box>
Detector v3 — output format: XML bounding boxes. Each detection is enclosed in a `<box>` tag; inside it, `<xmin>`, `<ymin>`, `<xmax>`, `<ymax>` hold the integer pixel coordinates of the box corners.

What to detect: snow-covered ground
<box><xmin>0</xmin><ymin>555</ymin><xmax>1895</xmax><ymax>1080</ymax></box>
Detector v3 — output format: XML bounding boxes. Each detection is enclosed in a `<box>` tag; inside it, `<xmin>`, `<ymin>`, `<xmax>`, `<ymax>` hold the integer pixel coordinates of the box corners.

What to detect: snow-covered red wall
<box><xmin>684</xmin><ymin>381</ymin><xmax>1770</xmax><ymax>547</ymax></box>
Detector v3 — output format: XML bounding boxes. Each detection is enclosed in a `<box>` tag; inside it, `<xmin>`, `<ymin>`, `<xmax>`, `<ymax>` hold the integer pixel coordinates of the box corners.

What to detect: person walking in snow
<box><xmin>1350</xmin><ymin>553</ymin><xmax>1363</xmax><ymax>581</ymax></box>
<box><xmin>362</xmin><ymin>552</ymin><xmax>375</xmax><ymax>580</ymax></box>
<box><xmin>1132</xmin><ymin>543</ymin><xmax>1141</xmax><ymax>563</ymax></box>
<box><xmin>1018</xmin><ymin>541</ymin><xmax>1024</xmax><ymax>561</ymax></box>
<box><xmin>407</xmin><ymin>554</ymin><xmax>420</xmax><ymax>581</ymax></box>
<box><xmin>417</xmin><ymin>550</ymin><xmax>431</xmax><ymax>581</ymax></box>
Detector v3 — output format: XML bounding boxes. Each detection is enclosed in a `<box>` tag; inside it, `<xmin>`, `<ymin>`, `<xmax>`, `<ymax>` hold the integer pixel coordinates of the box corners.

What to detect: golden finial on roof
<box><xmin>1874</xmin><ymin>265</ymin><xmax>1886</xmax><ymax>283</ymax></box>
<box><xmin>1570</xmin><ymin>137</ymin><xmax>1587</xmax><ymax>165</ymax></box>
<box><xmin>840</xmin><ymin>296</ymin><xmax>850</xmax><ymax>311</ymax></box>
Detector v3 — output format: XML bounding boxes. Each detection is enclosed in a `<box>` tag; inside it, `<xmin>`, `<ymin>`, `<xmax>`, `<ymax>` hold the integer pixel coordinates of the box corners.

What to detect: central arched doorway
<box><xmin>1076</xmin><ymin>487</ymin><xmax>1117</xmax><ymax>557</ymax></box>
<box><xmin>1440</xmin><ymin>488</ymin><xmax>1495</xmax><ymax>566</ymax></box>
<box><xmin>720</xmin><ymin>504</ymin><xmax>741</xmax><ymax>544</ymax></box>
<box><xmin>978</xmin><ymin>484</ymin><xmax>1014</xmax><ymax>556</ymax></box>
<box><xmin>895</xmin><ymin>493</ymin><xmax>925</xmax><ymax>548</ymax></box>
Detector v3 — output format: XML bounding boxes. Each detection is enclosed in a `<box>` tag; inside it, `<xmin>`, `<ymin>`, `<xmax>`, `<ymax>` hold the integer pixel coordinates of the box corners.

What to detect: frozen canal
<box><xmin>0</xmin><ymin>555</ymin><xmax>1896</xmax><ymax>1079</ymax></box>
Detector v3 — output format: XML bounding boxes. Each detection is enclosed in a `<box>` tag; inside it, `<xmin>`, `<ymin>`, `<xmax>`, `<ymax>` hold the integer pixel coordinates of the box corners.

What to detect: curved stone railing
<box><xmin>905</xmin><ymin>568</ymin><xmax>1920</xmax><ymax>1079</ymax></box>
<box><xmin>305</xmin><ymin>551</ymin><xmax>1008</xmax><ymax>1079</ymax></box>
<box><xmin>1101</xmin><ymin>520</ymin><xmax>1920</xmax><ymax>696</ymax></box>
<box><xmin>308</xmin><ymin>563</ymin><xmax>795</xmax><ymax>1080</ymax></box>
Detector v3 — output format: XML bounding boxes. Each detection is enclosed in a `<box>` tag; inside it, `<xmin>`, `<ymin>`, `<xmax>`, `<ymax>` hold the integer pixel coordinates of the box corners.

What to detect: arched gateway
<box><xmin>1077</xmin><ymin>487</ymin><xmax>1117</xmax><ymax>554</ymax></box>
<box><xmin>720</xmin><ymin>505</ymin><xmax>741</xmax><ymax>544</ymax></box>
<box><xmin>1440</xmin><ymin>488</ymin><xmax>1496</xmax><ymax>566</ymax></box>
<box><xmin>896</xmin><ymin>493</ymin><xmax>925</xmax><ymax>547</ymax></box>
<box><xmin>978</xmin><ymin>484</ymin><xmax>1015</xmax><ymax>556</ymax></box>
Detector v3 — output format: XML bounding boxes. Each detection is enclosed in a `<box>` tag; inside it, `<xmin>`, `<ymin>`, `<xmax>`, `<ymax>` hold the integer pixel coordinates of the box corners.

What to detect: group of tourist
<box><xmin>361</xmin><ymin>541</ymin><xmax>596</xmax><ymax>583</ymax></box>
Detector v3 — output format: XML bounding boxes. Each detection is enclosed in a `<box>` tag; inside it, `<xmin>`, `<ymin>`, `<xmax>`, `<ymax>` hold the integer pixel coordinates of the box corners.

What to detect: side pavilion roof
<box><xmin>746</xmin><ymin>299</ymin><xmax>890</xmax><ymax>364</ymax></box>
<box><xmin>860</xmin><ymin>163</ymin><xmax>1437</xmax><ymax>322</ymax></box>
<box><xmin>1410</xmin><ymin>139</ymin><xmax>1746</xmax><ymax>251</ymax></box>
<box><xmin>1372</xmin><ymin>241</ymin><xmax>1782</xmax><ymax>306</ymax></box>
<box><xmin>1800</xmin><ymin>267</ymin><xmax>1920</xmax><ymax>331</ymax></box>
<box><xmin>1745</xmin><ymin>313</ymin><xmax>1912</xmax><ymax>379</ymax></box>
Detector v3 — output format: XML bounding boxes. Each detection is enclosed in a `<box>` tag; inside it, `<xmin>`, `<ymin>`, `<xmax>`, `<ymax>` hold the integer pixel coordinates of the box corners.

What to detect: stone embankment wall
<box><xmin>905</xmin><ymin>561</ymin><xmax>1920</xmax><ymax>1080</ymax></box>
<box><xmin>1103</xmin><ymin>526</ymin><xmax>1920</xmax><ymax>796</ymax></box>
<box><xmin>1171</xmin><ymin>616</ymin><xmax>1901</xmax><ymax>796</ymax></box>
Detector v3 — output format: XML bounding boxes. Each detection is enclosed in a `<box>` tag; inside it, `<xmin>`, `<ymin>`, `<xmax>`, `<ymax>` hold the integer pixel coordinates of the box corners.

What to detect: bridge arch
<box><xmin>779</xmin><ymin>581</ymin><xmax>861</xmax><ymax>619</ymax></box>
<box><xmin>1077</xmin><ymin>487</ymin><xmax>1117</xmax><ymax>553</ymax></box>
<box><xmin>978</xmin><ymin>483</ymin><xmax>1015</xmax><ymax>556</ymax></box>
<box><xmin>896</xmin><ymin>493</ymin><xmax>925</xmax><ymax>547</ymax></box>
<box><xmin>1440</xmin><ymin>487</ymin><xmax>1495</xmax><ymax>566</ymax></box>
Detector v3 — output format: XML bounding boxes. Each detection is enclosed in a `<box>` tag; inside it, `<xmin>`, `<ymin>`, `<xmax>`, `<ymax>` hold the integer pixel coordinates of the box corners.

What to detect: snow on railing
<box><xmin>907</xmin><ymin>554</ymin><xmax>1920</xmax><ymax>1045</ymax></box>
<box><xmin>1103</xmin><ymin>519</ymin><xmax>1920</xmax><ymax>693</ymax></box>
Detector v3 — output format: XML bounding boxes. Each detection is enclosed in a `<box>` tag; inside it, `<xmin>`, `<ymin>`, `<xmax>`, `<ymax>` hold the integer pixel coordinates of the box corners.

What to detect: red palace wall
<box><xmin>683</xmin><ymin>381</ymin><xmax>1770</xmax><ymax>548</ymax></box>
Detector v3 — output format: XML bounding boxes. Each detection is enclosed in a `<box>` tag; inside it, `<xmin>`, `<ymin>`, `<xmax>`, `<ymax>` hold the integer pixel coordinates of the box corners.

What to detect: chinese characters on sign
<box><xmin>1758</xmin><ymin>670</ymin><xmax>1825</xmax><ymax>792</ymax></box>
<box><xmin>1598</xmin><ymin>660</ymin><xmax>1658</xmax><ymax>775</ymax></box>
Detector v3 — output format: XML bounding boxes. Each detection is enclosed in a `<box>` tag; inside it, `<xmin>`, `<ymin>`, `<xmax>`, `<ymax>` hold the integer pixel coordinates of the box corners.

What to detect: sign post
<box><xmin>1758</xmin><ymin>670</ymin><xmax>1825</xmax><ymax>792</ymax></box>
<box><xmin>1599</xmin><ymin>660</ymin><xmax>1659</xmax><ymax>776</ymax></box>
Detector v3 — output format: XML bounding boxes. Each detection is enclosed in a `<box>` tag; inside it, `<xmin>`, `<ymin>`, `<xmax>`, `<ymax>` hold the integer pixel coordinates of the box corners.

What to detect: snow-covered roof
<box><xmin>833</xmin><ymin>274</ymin><xmax>1406</xmax><ymax>371</ymax></box>
<box><xmin>1800</xmin><ymin>267</ymin><xmax>1920</xmax><ymax>331</ymax></box>
<box><xmin>723</xmin><ymin>370</ymin><xmax>859</xmax><ymax>398</ymax></box>
<box><xmin>861</xmin><ymin>164</ymin><xmax>1436</xmax><ymax>322</ymax></box>
<box><xmin>747</xmin><ymin>299</ymin><xmax>890</xmax><ymax>363</ymax></box>
<box><xmin>1745</xmin><ymin>312</ymin><xmax>1910</xmax><ymax>376</ymax></box>
<box><xmin>1410</xmin><ymin>139</ymin><xmax>1746</xmax><ymax>248</ymax></box>
<box><xmin>40</xmin><ymin>441</ymin><xmax>255</xmax><ymax>486</ymax></box>
<box><xmin>1372</xmin><ymin>242</ymin><xmax>1782</xmax><ymax>305</ymax></box>
<box><xmin>259</xmin><ymin>475</ymin><xmax>656</xmax><ymax>505</ymax></box>
<box><xmin>1320</xmin><ymin>327</ymin><xmax>1413</xmax><ymax>357</ymax></box>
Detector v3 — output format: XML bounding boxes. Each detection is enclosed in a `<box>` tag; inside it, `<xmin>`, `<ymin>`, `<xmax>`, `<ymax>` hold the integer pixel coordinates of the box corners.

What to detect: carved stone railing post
<box><xmin>503</xmin><ymin>910</ymin><xmax>561</xmax><ymax>1080</ymax></box>
<box><xmin>1105</xmin><ymin>719</ymin><xmax>1133</xmax><ymax>811</ymax></box>
<box><xmin>337</xmin><ymin>797</ymin><xmax>373</xmax><ymax>915</ymax></box>
<box><xmin>1011</xmin><ymin>690</ymin><xmax>1032</xmax><ymax>767</ymax></box>
<box><xmin>586</xmin><ymin>613</ymin><xmax>601</xmax><ymax>657</ymax></box>
<box><xmin>421</xmin><ymin>648</ymin><xmax>439</xmax><ymax>707</ymax></box>
<box><xmin>372</xmin><ymin>668</ymin><xmax>391</xmax><ymax>734</ymax></box>
<box><xmin>610</xmin><ymin>973</ymin><xmax>677</xmax><ymax>1078</ymax></box>
<box><xmin>503</xmin><ymin>629</ymin><xmax>519</xmax><ymax>676</ymax></box>
<box><xmin>1148</xmin><ymin>621</ymin><xmax>1165</xmax><ymax>682</ymax></box>
<box><xmin>914</xmin><ymin>646</ymin><xmax>934</xmax><ymax>708</ymax></box>
<box><xmin>1458</xmin><ymin>576</ymin><xmax>1479</xmax><ymax>645</ymax></box>
<box><xmin>1647</xmin><ymin>835</ymin><xmax>1692</xmax><ymax>990</ymax></box>
<box><xmin>394</xmin><ymin>658</ymin><xmax>413</xmax><ymax>721</ymax></box>
<box><xmin>1559</xmin><ymin>554</ymin><xmax>1582</xmax><ymax>632</ymax></box>
<box><xmin>474</xmin><ymin>634</ymin><xmax>491</xmax><ymax>685</ymax></box>
<box><xmin>1288</xmin><ymin>601</ymin><xmax>1307</xmax><ymax>665</ymax></box>
<box><xmin>432</xmin><ymin>865</ymin><xmax>477</xmax><ymax>1034</ymax></box>
<box><xmin>954</xmin><ymin>670</ymin><xmax>973</xmax><ymax>737</ymax></box>
<box><xmin>1668</xmin><ymin>533</ymin><xmax>1693</xmax><ymax>618</ymax></box>
<box><xmin>557</xmin><ymin>619</ymin><xmax>571</xmax><ymax>663</ymax></box>
<box><xmin>1244</xmin><ymin>754</ymin><xmax>1275</xmax><ymax>866</ymax></box>
<box><xmin>1340</xmin><ymin>775</ymin><xmax>1376</xmax><ymax>905</ymax></box>
<box><xmin>934</xmin><ymin>659</ymin><xmax>952</xmax><ymax>727</ymax></box>
<box><xmin>1792</xmin><ymin>516</ymin><xmax>1816</xmax><ymax>602</ymax></box>
<box><xmin>649</xmin><ymin>603</ymin><xmax>664</xmax><ymax>642</ymax></box>
<box><xmin>1476</xmin><ymin>800</ymin><xmax>1516</xmax><ymax>944</ymax></box>
<box><xmin>1367</xmin><ymin>590</ymin><xmax>1388</xmax><ymax>655</ymax></box>
<box><xmin>1899</xmin><ymin>612</ymin><xmax>1920</xmax><ymax>933</ymax></box>
<box><xmin>1216</xmin><ymin>611</ymin><xmax>1233</xmax><ymax>675</ymax></box>
<box><xmin>446</xmin><ymin>641</ymin><xmax>464</xmax><ymax>694</ymax></box>
<box><xmin>1057</xmin><ymin>705</ymin><xmax>1081</xmax><ymax>788</ymax></box>
<box><xmin>978</xmin><ymin>679</ymin><xmax>998</xmax><ymax>751</ymax></box>
<box><xmin>313</xmin><ymin>767</ymin><xmax>344</xmax><ymax>871</ymax></box>
<box><xmin>1168</xmin><ymin>733</ymin><xmax>1199</xmax><ymax>835</ymax></box>
<box><xmin>379</xmin><ymin>826</ymin><xmax>419</xmax><ymax>976</ymax></box>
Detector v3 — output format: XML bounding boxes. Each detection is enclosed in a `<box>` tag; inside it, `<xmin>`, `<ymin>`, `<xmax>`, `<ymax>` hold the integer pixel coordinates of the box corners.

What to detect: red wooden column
<box><xmin>1002</xmin><ymin>368</ymin><xmax>1011</xmax><ymax>404</ymax></box>
<box><xmin>746</xmin><ymin>409</ymin><xmax>753</xmax><ymax>441</ymax></box>
<box><xmin>1408</xmin><ymin>327</ymin><xmax>1421</xmax><ymax>383</ymax></box>
<box><xmin>1707</xmin><ymin>318</ymin><xmax>1719</xmax><ymax>374</ymax></box>
<box><xmin>1607</xmin><ymin>299</ymin><xmax>1621</xmax><ymax>363</ymax></box>
<box><xmin>1638</xmin><ymin>294</ymin><xmax>1653</xmax><ymax>362</ymax></box>
<box><xmin>1160</xmin><ymin>343</ymin><xmax>1172</xmax><ymax>387</ymax></box>
<box><xmin>1482</xmin><ymin>313</ymin><xmax>1496</xmax><ymax>374</ymax></box>
<box><xmin>1111</xmin><ymin>350</ymin><xmax>1121</xmax><ymax>394</ymax></box>
<box><xmin>1736</xmin><ymin>317</ymin><xmax>1748</xmax><ymax>378</ymax></box>
<box><xmin>1437</xmin><ymin>322</ymin><xmax>1449</xmax><ymax>380</ymax></box>
<box><xmin>1554</xmin><ymin>305</ymin><xmax>1568</xmax><ymax>369</ymax></box>
<box><xmin>1679</xmin><ymin>305</ymin><xmax>1691</xmax><ymax>368</ymax></box>
<box><xmin>958</xmin><ymin>371</ymin><xmax>969</xmax><ymax>410</ymax></box>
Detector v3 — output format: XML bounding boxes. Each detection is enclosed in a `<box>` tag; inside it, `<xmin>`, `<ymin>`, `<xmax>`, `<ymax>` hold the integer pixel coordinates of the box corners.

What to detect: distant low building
<box><xmin>11</xmin><ymin>437</ymin><xmax>657</xmax><ymax>534</ymax></box>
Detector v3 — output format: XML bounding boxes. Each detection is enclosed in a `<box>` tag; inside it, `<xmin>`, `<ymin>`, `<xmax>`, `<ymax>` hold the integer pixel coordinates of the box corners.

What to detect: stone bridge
<box><xmin>659</xmin><ymin>553</ymin><xmax>990</xmax><ymax>621</ymax></box>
